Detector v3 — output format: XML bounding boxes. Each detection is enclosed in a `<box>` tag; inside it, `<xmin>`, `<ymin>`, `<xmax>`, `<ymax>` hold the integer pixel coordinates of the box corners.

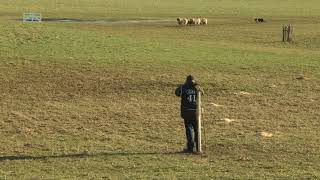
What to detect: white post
<box><xmin>196</xmin><ymin>91</ymin><xmax>202</xmax><ymax>153</ymax></box>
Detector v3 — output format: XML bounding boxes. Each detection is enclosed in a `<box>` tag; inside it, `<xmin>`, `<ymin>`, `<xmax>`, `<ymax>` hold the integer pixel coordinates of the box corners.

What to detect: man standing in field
<box><xmin>175</xmin><ymin>75</ymin><xmax>204</xmax><ymax>153</ymax></box>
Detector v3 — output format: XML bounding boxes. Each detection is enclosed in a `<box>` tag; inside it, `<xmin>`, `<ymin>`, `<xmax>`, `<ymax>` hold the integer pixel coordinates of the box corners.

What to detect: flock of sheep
<box><xmin>177</xmin><ymin>17</ymin><xmax>208</xmax><ymax>25</ymax></box>
<box><xmin>177</xmin><ymin>17</ymin><xmax>266</xmax><ymax>25</ymax></box>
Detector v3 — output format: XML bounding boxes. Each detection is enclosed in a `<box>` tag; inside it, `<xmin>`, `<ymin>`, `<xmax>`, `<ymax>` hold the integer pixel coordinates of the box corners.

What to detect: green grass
<box><xmin>0</xmin><ymin>0</ymin><xmax>320</xmax><ymax>179</ymax></box>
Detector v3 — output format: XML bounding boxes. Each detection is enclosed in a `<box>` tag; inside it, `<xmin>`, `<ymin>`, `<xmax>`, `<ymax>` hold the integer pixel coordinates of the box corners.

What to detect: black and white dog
<box><xmin>254</xmin><ymin>18</ymin><xmax>265</xmax><ymax>23</ymax></box>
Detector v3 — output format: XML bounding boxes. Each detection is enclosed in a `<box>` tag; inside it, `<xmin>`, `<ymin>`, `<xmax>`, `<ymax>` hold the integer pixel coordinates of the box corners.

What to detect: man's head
<box><xmin>186</xmin><ymin>75</ymin><xmax>196</xmax><ymax>85</ymax></box>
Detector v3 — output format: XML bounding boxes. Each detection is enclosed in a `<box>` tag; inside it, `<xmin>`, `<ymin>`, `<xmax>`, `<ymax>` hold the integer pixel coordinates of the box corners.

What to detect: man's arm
<box><xmin>199</xmin><ymin>86</ymin><xmax>204</xmax><ymax>96</ymax></box>
<box><xmin>175</xmin><ymin>85</ymin><xmax>182</xmax><ymax>97</ymax></box>
<box><xmin>195</xmin><ymin>85</ymin><xmax>204</xmax><ymax>96</ymax></box>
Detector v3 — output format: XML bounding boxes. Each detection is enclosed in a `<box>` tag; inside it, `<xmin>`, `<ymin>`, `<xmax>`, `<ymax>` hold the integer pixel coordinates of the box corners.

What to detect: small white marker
<box><xmin>221</xmin><ymin>118</ymin><xmax>236</xmax><ymax>123</ymax></box>
<box><xmin>261</xmin><ymin>131</ymin><xmax>273</xmax><ymax>138</ymax></box>
<box><xmin>209</xmin><ymin>103</ymin><xmax>223</xmax><ymax>107</ymax></box>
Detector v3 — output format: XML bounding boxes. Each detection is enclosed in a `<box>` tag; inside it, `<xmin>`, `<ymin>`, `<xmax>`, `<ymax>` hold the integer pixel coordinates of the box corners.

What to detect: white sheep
<box><xmin>200</xmin><ymin>18</ymin><xmax>208</xmax><ymax>25</ymax></box>
<box><xmin>177</xmin><ymin>17</ymin><xmax>183</xmax><ymax>25</ymax></box>
<box><xmin>181</xmin><ymin>18</ymin><xmax>188</xmax><ymax>25</ymax></box>
<box><xmin>177</xmin><ymin>17</ymin><xmax>189</xmax><ymax>25</ymax></box>
<box><xmin>195</xmin><ymin>18</ymin><xmax>201</xmax><ymax>25</ymax></box>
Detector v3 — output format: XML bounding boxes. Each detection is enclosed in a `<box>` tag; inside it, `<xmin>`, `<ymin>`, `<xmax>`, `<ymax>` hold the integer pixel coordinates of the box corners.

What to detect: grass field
<box><xmin>1</xmin><ymin>0</ymin><xmax>320</xmax><ymax>179</ymax></box>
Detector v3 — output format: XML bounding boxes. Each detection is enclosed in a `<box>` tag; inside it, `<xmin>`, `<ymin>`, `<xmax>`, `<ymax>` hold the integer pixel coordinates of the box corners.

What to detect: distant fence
<box><xmin>282</xmin><ymin>25</ymin><xmax>293</xmax><ymax>42</ymax></box>
<box><xmin>23</xmin><ymin>13</ymin><xmax>42</xmax><ymax>22</ymax></box>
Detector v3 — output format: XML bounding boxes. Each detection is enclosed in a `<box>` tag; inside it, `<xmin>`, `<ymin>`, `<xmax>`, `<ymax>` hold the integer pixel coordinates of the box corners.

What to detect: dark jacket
<box><xmin>175</xmin><ymin>81</ymin><xmax>204</xmax><ymax>117</ymax></box>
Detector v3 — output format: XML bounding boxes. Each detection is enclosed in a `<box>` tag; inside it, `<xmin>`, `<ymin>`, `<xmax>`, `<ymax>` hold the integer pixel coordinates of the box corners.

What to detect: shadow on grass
<box><xmin>0</xmin><ymin>151</ymin><xmax>191</xmax><ymax>161</ymax></box>
<box><xmin>17</xmin><ymin>18</ymin><xmax>173</xmax><ymax>24</ymax></box>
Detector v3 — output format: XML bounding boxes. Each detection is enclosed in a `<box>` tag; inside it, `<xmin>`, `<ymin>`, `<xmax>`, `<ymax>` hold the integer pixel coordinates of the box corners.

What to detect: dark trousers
<box><xmin>182</xmin><ymin>111</ymin><xmax>198</xmax><ymax>151</ymax></box>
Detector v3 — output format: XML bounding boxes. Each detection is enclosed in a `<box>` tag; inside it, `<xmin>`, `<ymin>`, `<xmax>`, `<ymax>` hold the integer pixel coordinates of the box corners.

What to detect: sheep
<box><xmin>178</xmin><ymin>17</ymin><xmax>206</xmax><ymax>26</ymax></box>
<box><xmin>177</xmin><ymin>17</ymin><xmax>189</xmax><ymax>25</ymax></box>
<box><xmin>195</xmin><ymin>18</ymin><xmax>201</xmax><ymax>25</ymax></box>
<box><xmin>181</xmin><ymin>18</ymin><xmax>188</xmax><ymax>25</ymax></box>
<box><xmin>177</xmin><ymin>17</ymin><xmax>183</xmax><ymax>25</ymax></box>
<box><xmin>184</xmin><ymin>18</ymin><xmax>188</xmax><ymax>25</ymax></box>
<box><xmin>200</xmin><ymin>18</ymin><xmax>208</xmax><ymax>25</ymax></box>
<box><xmin>188</xmin><ymin>18</ymin><xmax>196</xmax><ymax>25</ymax></box>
